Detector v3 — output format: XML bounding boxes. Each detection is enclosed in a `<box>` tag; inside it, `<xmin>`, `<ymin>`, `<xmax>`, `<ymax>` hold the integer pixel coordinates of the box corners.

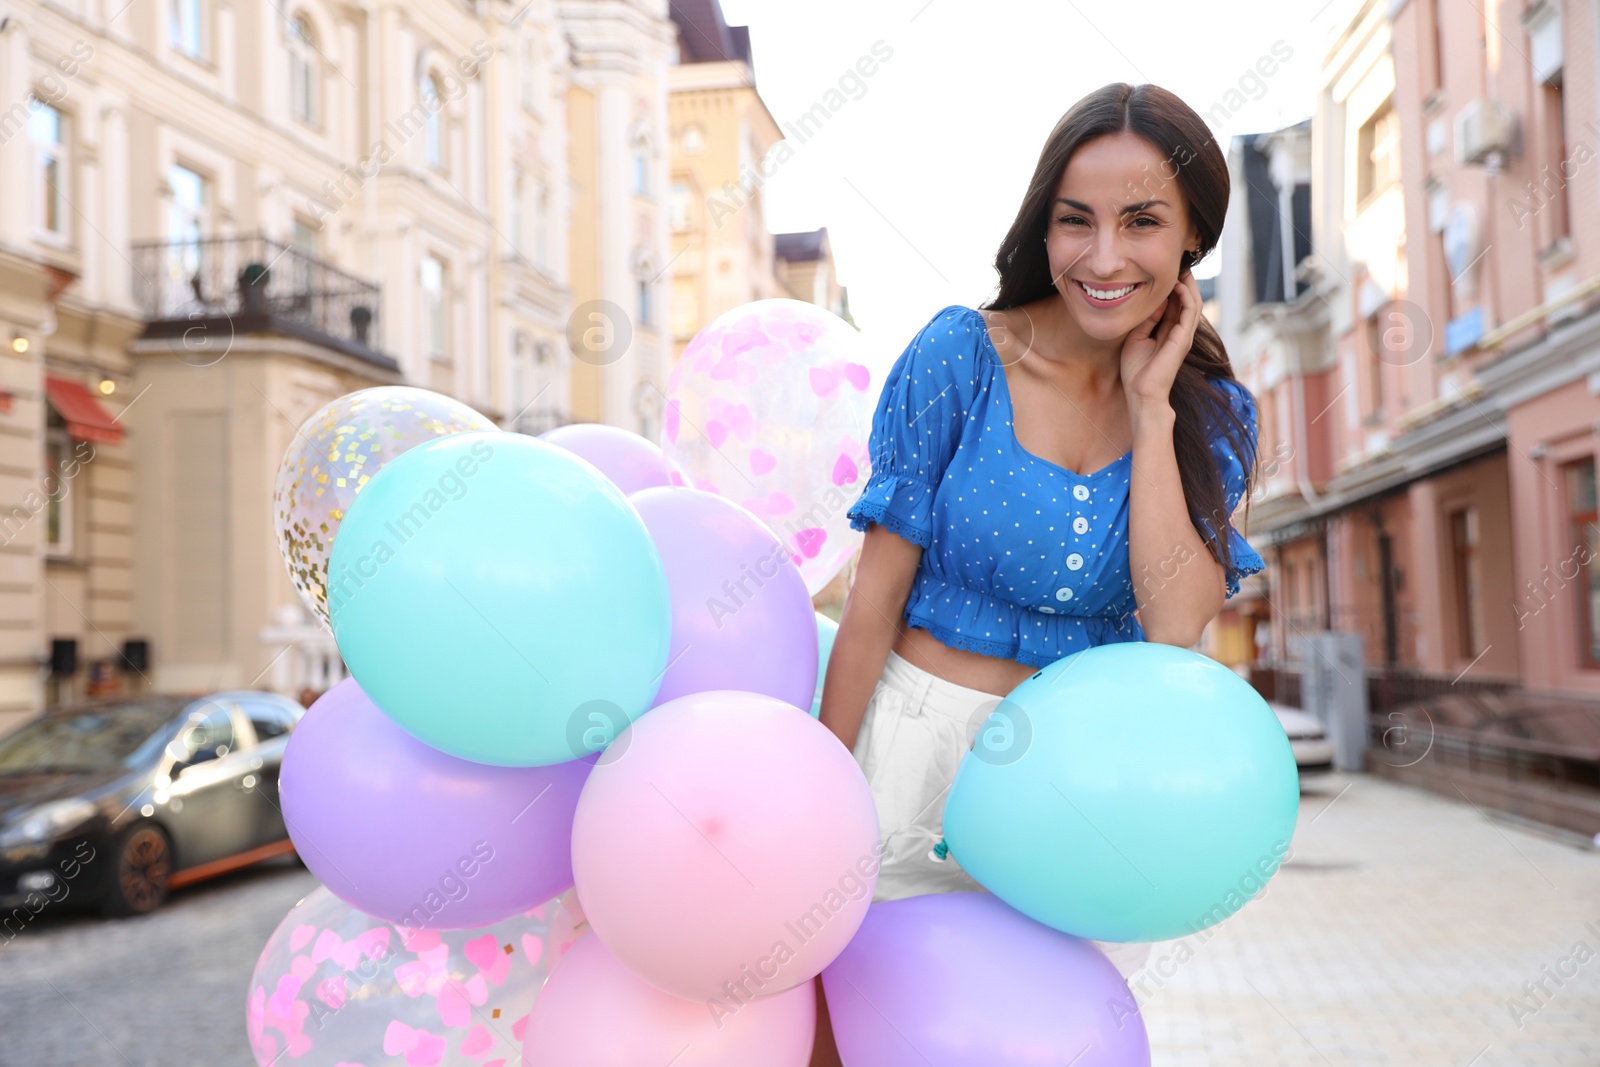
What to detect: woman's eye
<box><xmin>1056</xmin><ymin>216</ymin><xmax>1084</xmax><ymax>226</ymax></box>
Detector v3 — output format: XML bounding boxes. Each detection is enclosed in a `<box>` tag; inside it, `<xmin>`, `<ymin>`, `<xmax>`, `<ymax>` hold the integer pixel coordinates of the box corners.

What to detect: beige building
<box><xmin>0</xmin><ymin>0</ymin><xmax>676</xmax><ymax>730</ymax></box>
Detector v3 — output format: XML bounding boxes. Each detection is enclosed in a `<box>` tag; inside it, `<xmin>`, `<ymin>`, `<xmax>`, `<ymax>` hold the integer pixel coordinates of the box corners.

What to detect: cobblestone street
<box><xmin>1</xmin><ymin>775</ymin><xmax>1597</xmax><ymax>1065</ymax></box>
<box><xmin>1134</xmin><ymin>774</ymin><xmax>1600</xmax><ymax>1066</ymax></box>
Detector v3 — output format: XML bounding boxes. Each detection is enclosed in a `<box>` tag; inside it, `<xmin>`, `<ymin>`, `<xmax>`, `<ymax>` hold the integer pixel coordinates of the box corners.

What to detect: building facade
<box><xmin>0</xmin><ymin>0</ymin><xmax>676</xmax><ymax>730</ymax></box>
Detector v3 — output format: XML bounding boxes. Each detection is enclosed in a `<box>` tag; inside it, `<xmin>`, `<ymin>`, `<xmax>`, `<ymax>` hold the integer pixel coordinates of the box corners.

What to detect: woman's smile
<box><xmin>1070</xmin><ymin>278</ymin><xmax>1143</xmax><ymax>308</ymax></box>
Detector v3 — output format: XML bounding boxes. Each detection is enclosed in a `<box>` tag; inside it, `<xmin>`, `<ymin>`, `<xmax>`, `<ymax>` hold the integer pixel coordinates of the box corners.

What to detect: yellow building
<box><xmin>0</xmin><ymin>0</ymin><xmax>675</xmax><ymax>729</ymax></box>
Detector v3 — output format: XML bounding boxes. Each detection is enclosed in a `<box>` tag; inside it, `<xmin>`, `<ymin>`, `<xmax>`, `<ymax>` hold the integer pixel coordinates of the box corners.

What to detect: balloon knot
<box><xmin>929</xmin><ymin>839</ymin><xmax>949</xmax><ymax>862</ymax></box>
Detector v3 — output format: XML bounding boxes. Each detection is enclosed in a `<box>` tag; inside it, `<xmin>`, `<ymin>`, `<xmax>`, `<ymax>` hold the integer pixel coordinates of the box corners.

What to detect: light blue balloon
<box><xmin>327</xmin><ymin>432</ymin><xmax>671</xmax><ymax>767</ymax></box>
<box><xmin>810</xmin><ymin>612</ymin><xmax>838</xmax><ymax>718</ymax></box>
<box><xmin>942</xmin><ymin>643</ymin><xmax>1299</xmax><ymax>942</ymax></box>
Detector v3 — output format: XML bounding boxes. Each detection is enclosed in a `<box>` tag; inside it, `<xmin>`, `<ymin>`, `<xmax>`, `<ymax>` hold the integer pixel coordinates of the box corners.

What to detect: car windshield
<box><xmin>0</xmin><ymin>703</ymin><xmax>186</xmax><ymax>775</ymax></box>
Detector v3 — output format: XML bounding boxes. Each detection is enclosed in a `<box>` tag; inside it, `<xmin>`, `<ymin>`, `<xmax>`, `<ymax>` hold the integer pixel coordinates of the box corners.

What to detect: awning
<box><xmin>45</xmin><ymin>376</ymin><xmax>125</xmax><ymax>445</ymax></box>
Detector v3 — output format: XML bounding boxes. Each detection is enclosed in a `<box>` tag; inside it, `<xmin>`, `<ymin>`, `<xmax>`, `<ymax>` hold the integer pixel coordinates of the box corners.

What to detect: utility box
<box><xmin>1300</xmin><ymin>632</ymin><xmax>1367</xmax><ymax>772</ymax></box>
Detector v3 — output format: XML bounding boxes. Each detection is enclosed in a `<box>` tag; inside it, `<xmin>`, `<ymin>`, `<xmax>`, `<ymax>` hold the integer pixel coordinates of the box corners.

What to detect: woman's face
<box><xmin>1044</xmin><ymin>130</ymin><xmax>1200</xmax><ymax>344</ymax></box>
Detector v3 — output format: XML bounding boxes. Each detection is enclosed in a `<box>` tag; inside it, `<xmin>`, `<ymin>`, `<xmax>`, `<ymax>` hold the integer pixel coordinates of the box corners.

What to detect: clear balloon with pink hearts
<box><xmin>246</xmin><ymin>885</ymin><xmax>587</xmax><ymax>1067</ymax></box>
<box><xmin>661</xmin><ymin>298</ymin><xmax>873</xmax><ymax>595</ymax></box>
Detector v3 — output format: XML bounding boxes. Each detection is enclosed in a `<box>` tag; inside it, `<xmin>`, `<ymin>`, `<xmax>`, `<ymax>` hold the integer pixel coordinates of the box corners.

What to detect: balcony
<box><xmin>131</xmin><ymin>234</ymin><xmax>397</xmax><ymax>370</ymax></box>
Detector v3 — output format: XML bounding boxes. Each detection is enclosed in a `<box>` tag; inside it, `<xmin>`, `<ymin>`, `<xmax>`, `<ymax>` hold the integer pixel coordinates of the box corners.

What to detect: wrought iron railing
<box><xmin>131</xmin><ymin>234</ymin><xmax>384</xmax><ymax>358</ymax></box>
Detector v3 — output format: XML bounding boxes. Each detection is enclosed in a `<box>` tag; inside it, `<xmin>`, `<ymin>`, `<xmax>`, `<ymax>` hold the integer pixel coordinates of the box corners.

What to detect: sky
<box><xmin>716</xmin><ymin>0</ymin><xmax>1345</xmax><ymax>376</ymax></box>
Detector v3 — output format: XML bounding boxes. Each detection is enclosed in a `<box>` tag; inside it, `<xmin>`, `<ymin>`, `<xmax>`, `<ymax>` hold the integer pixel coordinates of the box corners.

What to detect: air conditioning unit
<box><xmin>1455</xmin><ymin>99</ymin><xmax>1519</xmax><ymax>166</ymax></box>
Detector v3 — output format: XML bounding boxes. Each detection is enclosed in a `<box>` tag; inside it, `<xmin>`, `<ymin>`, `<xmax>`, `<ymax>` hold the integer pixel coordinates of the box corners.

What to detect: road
<box><xmin>1</xmin><ymin>774</ymin><xmax>1597</xmax><ymax>1066</ymax></box>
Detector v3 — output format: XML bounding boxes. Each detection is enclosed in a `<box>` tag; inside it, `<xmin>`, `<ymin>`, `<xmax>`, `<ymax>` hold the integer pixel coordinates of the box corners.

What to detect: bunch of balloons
<box><xmin>253</xmin><ymin>300</ymin><xmax>885</xmax><ymax>1067</ymax></box>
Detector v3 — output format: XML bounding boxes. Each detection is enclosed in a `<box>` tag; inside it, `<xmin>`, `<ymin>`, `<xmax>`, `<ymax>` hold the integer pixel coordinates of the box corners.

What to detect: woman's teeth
<box><xmin>1076</xmin><ymin>281</ymin><xmax>1137</xmax><ymax>300</ymax></box>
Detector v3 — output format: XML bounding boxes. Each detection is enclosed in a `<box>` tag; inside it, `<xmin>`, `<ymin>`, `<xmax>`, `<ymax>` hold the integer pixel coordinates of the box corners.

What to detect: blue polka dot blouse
<box><xmin>846</xmin><ymin>305</ymin><xmax>1266</xmax><ymax>668</ymax></box>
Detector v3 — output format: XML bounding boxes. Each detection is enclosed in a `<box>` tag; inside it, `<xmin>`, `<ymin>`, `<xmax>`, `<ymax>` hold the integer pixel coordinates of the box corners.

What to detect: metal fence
<box><xmin>131</xmin><ymin>234</ymin><xmax>382</xmax><ymax>353</ymax></box>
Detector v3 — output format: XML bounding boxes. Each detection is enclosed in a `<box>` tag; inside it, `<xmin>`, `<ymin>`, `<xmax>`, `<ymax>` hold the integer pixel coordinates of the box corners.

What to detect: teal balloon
<box><xmin>942</xmin><ymin>643</ymin><xmax>1299</xmax><ymax>942</ymax></box>
<box><xmin>810</xmin><ymin>612</ymin><xmax>838</xmax><ymax>718</ymax></box>
<box><xmin>327</xmin><ymin>432</ymin><xmax>671</xmax><ymax>767</ymax></box>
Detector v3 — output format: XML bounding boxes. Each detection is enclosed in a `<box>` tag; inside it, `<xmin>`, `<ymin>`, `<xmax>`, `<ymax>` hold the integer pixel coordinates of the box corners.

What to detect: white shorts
<box><xmin>851</xmin><ymin>648</ymin><xmax>1154</xmax><ymax>980</ymax></box>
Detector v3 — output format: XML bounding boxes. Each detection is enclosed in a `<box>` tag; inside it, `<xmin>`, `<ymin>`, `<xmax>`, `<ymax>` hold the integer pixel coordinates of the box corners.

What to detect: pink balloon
<box><xmin>522</xmin><ymin>932</ymin><xmax>815</xmax><ymax>1066</ymax></box>
<box><xmin>539</xmin><ymin>424</ymin><xmax>671</xmax><ymax>495</ymax></box>
<box><xmin>570</xmin><ymin>691</ymin><xmax>881</xmax><ymax>1003</ymax></box>
<box><xmin>629</xmin><ymin>488</ymin><xmax>817</xmax><ymax>710</ymax></box>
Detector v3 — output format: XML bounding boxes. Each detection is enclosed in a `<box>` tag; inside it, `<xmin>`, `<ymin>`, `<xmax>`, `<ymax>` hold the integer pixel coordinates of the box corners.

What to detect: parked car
<box><xmin>0</xmin><ymin>690</ymin><xmax>305</xmax><ymax>918</ymax></box>
<box><xmin>1270</xmin><ymin>702</ymin><xmax>1336</xmax><ymax>779</ymax></box>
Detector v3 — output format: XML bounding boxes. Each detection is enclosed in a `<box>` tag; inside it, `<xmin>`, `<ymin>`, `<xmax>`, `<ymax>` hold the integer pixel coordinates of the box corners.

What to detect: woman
<box><xmin>809</xmin><ymin>82</ymin><xmax>1263</xmax><ymax>1063</ymax></box>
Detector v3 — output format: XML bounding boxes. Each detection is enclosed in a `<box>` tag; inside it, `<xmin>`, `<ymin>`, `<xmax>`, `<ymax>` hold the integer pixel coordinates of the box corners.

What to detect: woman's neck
<box><xmin>1016</xmin><ymin>292</ymin><xmax>1125</xmax><ymax>395</ymax></box>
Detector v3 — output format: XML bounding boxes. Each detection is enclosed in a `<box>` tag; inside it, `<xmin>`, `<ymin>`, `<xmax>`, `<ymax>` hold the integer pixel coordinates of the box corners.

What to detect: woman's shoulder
<box><xmin>893</xmin><ymin>305</ymin><xmax>996</xmax><ymax>379</ymax></box>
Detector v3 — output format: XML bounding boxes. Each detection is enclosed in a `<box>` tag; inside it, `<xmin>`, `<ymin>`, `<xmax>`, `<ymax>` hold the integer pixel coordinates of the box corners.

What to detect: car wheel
<box><xmin>102</xmin><ymin>823</ymin><xmax>173</xmax><ymax>917</ymax></box>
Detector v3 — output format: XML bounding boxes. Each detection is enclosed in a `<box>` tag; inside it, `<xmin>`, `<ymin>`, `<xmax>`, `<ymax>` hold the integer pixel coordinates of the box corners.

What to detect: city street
<box><xmin>1</xmin><ymin>774</ymin><xmax>1596</xmax><ymax>1065</ymax></box>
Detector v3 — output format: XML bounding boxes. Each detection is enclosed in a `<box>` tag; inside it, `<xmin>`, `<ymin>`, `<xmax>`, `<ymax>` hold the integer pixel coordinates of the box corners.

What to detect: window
<box><xmin>521</xmin><ymin>40</ymin><xmax>538</xmax><ymax>111</ymax></box>
<box><xmin>287</xmin><ymin>14</ymin><xmax>318</xmax><ymax>126</ymax></box>
<box><xmin>681</xmin><ymin>124</ymin><xmax>704</xmax><ymax>155</ymax></box>
<box><xmin>291</xmin><ymin>217</ymin><xmax>319</xmax><ymax>296</ymax></box>
<box><xmin>1357</xmin><ymin>98</ymin><xmax>1400</xmax><ymax>204</ymax></box>
<box><xmin>1564</xmin><ymin>458</ymin><xmax>1600</xmax><ymax>668</ymax></box>
<box><xmin>632</xmin><ymin>137</ymin><xmax>650</xmax><ymax>196</ymax></box>
<box><xmin>637</xmin><ymin>277</ymin><xmax>652</xmax><ymax>327</ymax></box>
<box><xmin>44</xmin><ymin>414</ymin><xmax>72</xmax><ymax>558</ymax></box>
<box><xmin>1541</xmin><ymin>73</ymin><xmax>1569</xmax><ymax>243</ymax></box>
<box><xmin>1363</xmin><ymin>313</ymin><xmax>1385</xmax><ymax>416</ymax></box>
<box><xmin>420</xmin><ymin>71</ymin><xmax>444</xmax><ymax>171</ymax></box>
<box><xmin>510</xmin><ymin>166</ymin><xmax>525</xmax><ymax>254</ymax></box>
<box><xmin>171</xmin><ymin>701</ymin><xmax>235</xmax><ymax>765</ymax></box>
<box><xmin>170</xmin><ymin>0</ymin><xmax>204</xmax><ymax>59</ymax></box>
<box><xmin>534</xmin><ymin>181</ymin><xmax>549</xmax><ymax>269</ymax></box>
<box><xmin>669</xmin><ymin>180</ymin><xmax>692</xmax><ymax>232</ymax></box>
<box><xmin>29</xmin><ymin>104</ymin><xmax>67</xmax><ymax>238</ymax></box>
<box><xmin>421</xmin><ymin>254</ymin><xmax>446</xmax><ymax>359</ymax></box>
<box><xmin>168</xmin><ymin>164</ymin><xmax>207</xmax><ymax>292</ymax></box>
<box><xmin>1449</xmin><ymin>507</ymin><xmax>1483</xmax><ymax>658</ymax></box>
<box><xmin>236</xmin><ymin>695</ymin><xmax>300</xmax><ymax>742</ymax></box>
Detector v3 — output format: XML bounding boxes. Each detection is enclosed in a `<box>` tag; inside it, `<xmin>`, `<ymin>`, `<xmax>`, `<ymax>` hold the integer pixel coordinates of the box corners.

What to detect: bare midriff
<box><xmin>890</xmin><ymin>622</ymin><xmax>1040</xmax><ymax>698</ymax></box>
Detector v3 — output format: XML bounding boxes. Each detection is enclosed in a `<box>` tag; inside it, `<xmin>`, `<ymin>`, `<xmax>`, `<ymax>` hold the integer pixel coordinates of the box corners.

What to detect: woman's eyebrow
<box><xmin>1055</xmin><ymin>197</ymin><xmax>1171</xmax><ymax>215</ymax></box>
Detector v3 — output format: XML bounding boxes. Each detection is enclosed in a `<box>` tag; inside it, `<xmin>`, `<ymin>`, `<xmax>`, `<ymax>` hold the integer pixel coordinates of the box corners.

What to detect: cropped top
<box><xmin>846</xmin><ymin>304</ymin><xmax>1265</xmax><ymax>669</ymax></box>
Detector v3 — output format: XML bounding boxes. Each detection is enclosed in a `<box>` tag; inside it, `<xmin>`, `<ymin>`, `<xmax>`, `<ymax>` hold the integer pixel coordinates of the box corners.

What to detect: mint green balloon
<box><xmin>942</xmin><ymin>643</ymin><xmax>1299</xmax><ymax>942</ymax></box>
<box><xmin>327</xmin><ymin>432</ymin><xmax>671</xmax><ymax>767</ymax></box>
<box><xmin>810</xmin><ymin>612</ymin><xmax>838</xmax><ymax>718</ymax></box>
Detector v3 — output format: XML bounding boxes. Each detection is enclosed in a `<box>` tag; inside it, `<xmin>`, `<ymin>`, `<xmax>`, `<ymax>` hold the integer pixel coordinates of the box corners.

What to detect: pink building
<box><xmin>1216</xmin><ymin>0</ymin><xmax>1600</xmax><ymax>832</ymax></box>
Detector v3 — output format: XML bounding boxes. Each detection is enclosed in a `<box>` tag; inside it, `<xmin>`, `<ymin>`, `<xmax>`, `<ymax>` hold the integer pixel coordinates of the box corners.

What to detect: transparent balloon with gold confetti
<box><xmin>273</xmin><ymin>386</ymin><xmax>498</xmax><ymax>628</ymax></box>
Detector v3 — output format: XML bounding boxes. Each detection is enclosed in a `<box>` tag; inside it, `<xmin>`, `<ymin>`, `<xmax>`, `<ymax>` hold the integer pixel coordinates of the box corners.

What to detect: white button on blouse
<box><xmin>1054</xmin><ymin>586</ymin><xmax>1074</xmax><ymax>602</ymax></box>
<box><xmin>1072</xmin><ymin>516</ymin><xmax>1089</xmax><ymax>534</ymax></box>
<box><xmin>1072</xmin><ymin>485</ymin><xmax>1090</xmax><ymax>501</ymax></box>
<box><xmin>1066</xmin><ymin>553</ymin><xmax>1084</xmax><ymax>570</ymax></box>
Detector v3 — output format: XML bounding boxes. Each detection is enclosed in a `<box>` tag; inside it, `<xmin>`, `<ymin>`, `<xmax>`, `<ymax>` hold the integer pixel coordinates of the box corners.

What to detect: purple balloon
<box><xmin>540</xmin><ymin>424</ymin><xmax>672</xmax><ymax>495</ymax></box>
<box><xmin>280</xmin><ymin>678</ymin><xmax>593</xmax><ymax>929</ymax></box>
<box><xmin>629</xmin><ymin>487</ymin><xmax>818</xmax><ymax>710</ymax></box>
<box><xmin>821</xmin><ymin>892</ymin><xmax>1151</xmax><ymax>1067</ymax></box>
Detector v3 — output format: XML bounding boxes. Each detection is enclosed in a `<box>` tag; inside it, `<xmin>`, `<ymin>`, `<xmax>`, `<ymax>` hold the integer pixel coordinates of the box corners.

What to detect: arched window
<box><xmin>287</xmin><ymin>14</ymin><xmax>318</xmax><ymax>125</ymax></box>
<box><xmin>420</xmin><ymin>70</ymin><xmax>444</xmax><ymax>171</ymax></box>
<box><xmin>632</xmin><ymin>133</ymin><xmax>650</xmax><ymax>196</ymax></box>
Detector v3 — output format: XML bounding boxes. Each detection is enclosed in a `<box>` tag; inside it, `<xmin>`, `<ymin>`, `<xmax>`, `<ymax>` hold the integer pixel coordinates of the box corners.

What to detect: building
<box><xmin>1217</xmin><ymin>0</ymin><xmax>1600</xmax><ymax>832</ymax></box>
<box><xmin>0</xmin><ymin>0</ymin><xmax>676</xmax><ymax>729</ymax></box>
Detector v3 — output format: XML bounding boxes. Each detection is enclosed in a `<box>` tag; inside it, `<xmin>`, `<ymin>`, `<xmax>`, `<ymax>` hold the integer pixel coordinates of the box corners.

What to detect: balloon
<box><xmin>326</xmin><ymin>432</ymin><xmax>672</xmax><ymax>766</ymax></box>
<box><xmin>811</xmin><ymin>612</ymin><xmax>838</xmax><ymax>718</ymax></box>
<box><xmin>629</xmin><ymin>488</ymin><xmax>817</xmax><ymax>710</ymax></box>
<box><xmin>661</xmin><ymin>299</ymin><xmax>873</xmax><ymax>596</ymax></box>
<box><xmin>821</xmin><ymin>892</ymin><xmax>1150</xmax><ymax>1067</ymax></box>
<box><xmin>246</xmin><ymin>884</ymin><xmax>587</xmax><ymax>1067</ymax></box>
<box><xmin>522</xmin><ymin>932</ymin><xmax>815</xmax><ymax>1066</ymax></box>
<box><xmin>942</xmin><ymin>643</ymin><xmax>1300</xmax><ymax>942</ymax></box>
<box><xmin>274</xmin><ymin>386</ymin><xmax>498</xmax><ymax>628</ymax></box>
<box><xmin>570</xmin><ymin>690</ymin><xmax>880</xmax><ymax>1003</ymax></box>
<box><xmin>540</xmin><ymin>423</ymin><xmax>672</xmax><ymax>495</ymax></box>
<box><xmin>280</xmin><ymin>678</ymin><xmax>592</xmax><ymax>928</ymax></box>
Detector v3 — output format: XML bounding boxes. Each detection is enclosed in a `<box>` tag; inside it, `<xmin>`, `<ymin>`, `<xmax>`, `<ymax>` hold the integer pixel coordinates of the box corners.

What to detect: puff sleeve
<box><xmin>1201</xmin><ymin>377</ymin><xmax>1267</xmax><ymax>599</ymax></box>
<box><xmin>846</xmin><ymin>307</ymin><xmax>981</xmax><ymax>548</ymax></box>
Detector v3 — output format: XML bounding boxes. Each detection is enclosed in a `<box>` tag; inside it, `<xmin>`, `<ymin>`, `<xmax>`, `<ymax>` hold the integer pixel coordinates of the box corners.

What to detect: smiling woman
<box><xmin>810</xmin><ymin>82</ymin><xmax>1265</xmax><ymax>1066</ymax></box>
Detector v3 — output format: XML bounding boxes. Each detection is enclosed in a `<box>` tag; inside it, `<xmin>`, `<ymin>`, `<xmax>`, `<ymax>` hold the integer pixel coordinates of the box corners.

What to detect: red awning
<box><xmin>45</xmin><ymin>377</ymin><xmax>125</xmax><ymax>445</ymax></box>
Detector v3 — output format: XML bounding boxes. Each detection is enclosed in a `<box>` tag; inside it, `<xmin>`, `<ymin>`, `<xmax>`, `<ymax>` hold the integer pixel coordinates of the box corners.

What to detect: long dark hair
<box><xmin>981</xmin><ymin>82</ymin><xmax>1256</xmax><ymax>580</ymax></box>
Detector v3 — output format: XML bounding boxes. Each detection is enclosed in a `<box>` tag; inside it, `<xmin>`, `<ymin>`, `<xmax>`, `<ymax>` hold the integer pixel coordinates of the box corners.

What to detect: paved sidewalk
<box><xmin>1130</xmin><ymin>773</ymin><xmax>1600</xmax><ymax>1066</ymax></box>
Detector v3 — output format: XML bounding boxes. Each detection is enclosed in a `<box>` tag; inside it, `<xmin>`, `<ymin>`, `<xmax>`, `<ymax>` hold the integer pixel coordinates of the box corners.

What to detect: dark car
<box><xmin>0</xmin><ymin>690</ymin><xmax>305</xmax><ymax>921</ymax></box>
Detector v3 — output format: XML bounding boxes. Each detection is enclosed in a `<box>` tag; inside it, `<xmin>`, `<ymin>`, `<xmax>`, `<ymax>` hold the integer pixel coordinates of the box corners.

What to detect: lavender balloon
<box><xmin>821</xmin><ymin>892</ymin><xmax>1151</xmax><ymax>1067</ymax></box>
<box><xmin>540</xmin><ymin>424</ymin><xmax>672</xmax><ymax>496</ymax></box>
<box><xmin>629</xmin><ymin>487</ymin><xmax>818</xmax><ymax>709</ymax></box>
<box><xmin>281</xmin><ymin>678</ymin><xmax>594</xmax><ymax>929</ymax></box>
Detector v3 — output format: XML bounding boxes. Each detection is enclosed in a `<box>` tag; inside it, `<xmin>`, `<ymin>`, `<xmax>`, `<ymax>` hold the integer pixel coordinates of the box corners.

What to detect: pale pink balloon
<box><xmin>521</xmin><ymin>932</ymin><xmax>815</xmax><ymax>1066</ymax></box>
<box><xmin>570</xmin><ymin>691</ymin><xmax>881</xmax><ymax>1004</ymax></box>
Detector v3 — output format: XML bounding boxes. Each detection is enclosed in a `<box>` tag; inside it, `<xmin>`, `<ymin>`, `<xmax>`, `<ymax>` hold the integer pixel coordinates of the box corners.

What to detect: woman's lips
<box><xmin>1072</xmin><ymin>279</ymin><xmax>1142</xmax><ymax>308</ymax></box>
